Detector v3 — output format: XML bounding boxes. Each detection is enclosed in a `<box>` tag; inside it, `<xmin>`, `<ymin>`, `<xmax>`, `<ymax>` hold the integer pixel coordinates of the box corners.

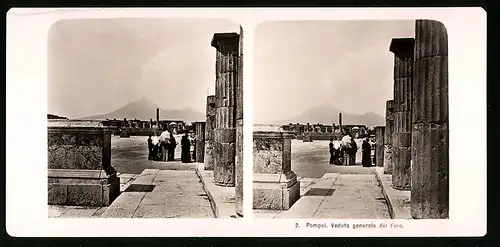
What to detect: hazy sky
<box><xmin>48</xmin><ymin>18</ymin><xmax>240</xmax><ymax>118</ymax></box>
<box><xmin>253</xmin><ymin>20</ymin><xmax>414</xmax><ymax>124</ymax></box>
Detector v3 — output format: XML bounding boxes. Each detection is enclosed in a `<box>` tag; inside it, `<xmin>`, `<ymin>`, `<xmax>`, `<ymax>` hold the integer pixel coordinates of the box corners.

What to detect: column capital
<box><xmin>389</xmin><ymin>38</ymin><xmax>415</xmax><ymax>58</ymax></box>
<box><xmin>211</xmin><ymin>32</ymin><xmax>240</xmax><ymax>51</ymax></box>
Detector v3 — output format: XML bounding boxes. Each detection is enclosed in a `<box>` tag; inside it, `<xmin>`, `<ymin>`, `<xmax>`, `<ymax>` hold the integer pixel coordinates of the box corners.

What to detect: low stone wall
<box><xmin>47</xmin><ymin>120</ymin><xmax>119</xmax><ymax>206</ymax></box>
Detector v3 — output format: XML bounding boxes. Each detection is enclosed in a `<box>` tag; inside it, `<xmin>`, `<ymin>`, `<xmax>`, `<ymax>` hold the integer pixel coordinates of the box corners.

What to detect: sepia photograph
<box><xmin>252</xmin><ymin>20</ymin><xmax>449</xmax><ymax>219</ymax></box>
<box><xmin>46</xmin><ymin>18</ymin><xmax>244</xmax><ymax>219</ymax></box>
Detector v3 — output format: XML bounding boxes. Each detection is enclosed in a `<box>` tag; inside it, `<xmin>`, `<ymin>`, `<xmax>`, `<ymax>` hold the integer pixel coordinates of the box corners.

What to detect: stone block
<box><xmin>214</xmin><ymin>128</ymin><xmax>236</xmax><ymax>143</ymax></box>
<box><xmin>253</xmin><ymin>132</ymin><xmax>292</xmax><ymax>174</ymax></box>
<box><xmin>393</xmin><ymin>111</ymin><xmax>412</xmax><ymax>133</ymax></box>
<box><xmin>412</xmin><ymin>56</ymin><xmax>448</xmax><ymax>124</ymax></box>
<box><xmin>415</xmin><ymin>20</ymin><xmax>448</xmax><ymax>60</ymax></box>
<box><xmin>391</xmin><ymin>146</ymin><xmax>411</xmax><ymax>190</ymax></box>
<box><xmin>383</xmin><ymin>145</ymin><xmax>393</xmax><ymax>174</ymax></box>
<box><xmin>214</xmin><ymin>142</ymin><xmax>236</xmax><ymax>186</ymax></box>
<box><xmin>393</xmin><ymin>132</ymin><xmax>412</xmax><ymax>147</ymax></box>
<box><xmin>67</xmin><ymin>184</ymin><xmax>103</xmax><ymax>206</ymax></box>
<box><xmin>253</xmin><ymin>173</ymin><xmax>300</xmax><ymax>210</ymax></box>
<box><xmin>204</xmin><ymin>141</ymin><xmax>215</xmax><ymax>170</ymax></box>
<box><xmin>48</xmin><ymin>184</ymin><xmax>67</xmax><ymax>205</ymax></box>
<box><xmin>411</xmin><ymin>122</ymin><xmax>449</xmax><ymax>219</ymax></box>
<box><xmin>102</xmin><ymin>177</ymin><xmax>120</xmax><ymax>206</ymax></box>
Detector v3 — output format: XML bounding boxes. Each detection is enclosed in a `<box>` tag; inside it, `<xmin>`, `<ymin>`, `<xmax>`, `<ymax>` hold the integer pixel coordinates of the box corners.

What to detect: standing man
<box><xmin>167</xmin><ymin>132</ymin><xmax>177</xmax><ymax>161</ymax></box>
<box><xmin>147</xmin><ymin>135</ymin><xmax>153</xmax><ymax>160</ymax></box>
<box><xmin>329</xmin><ymin>138</ymin><xmax>335</xmax><ymax>164</ymax></box>
<box><xmin>159</xmin><ymin>129</ymin><xmax>171</xmax><ymax>161</ymax></box>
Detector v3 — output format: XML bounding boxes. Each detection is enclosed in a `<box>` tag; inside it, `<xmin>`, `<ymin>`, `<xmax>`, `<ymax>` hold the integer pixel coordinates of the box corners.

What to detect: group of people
<box><xmin>147</xmin><ymin>130</ymin><xmax>194</xmax><ymax>163</ymax></box>
<box><xmin>328</xmin><ymin>132</ymin><xmax>374</xmax><ymax>167</ymax></box>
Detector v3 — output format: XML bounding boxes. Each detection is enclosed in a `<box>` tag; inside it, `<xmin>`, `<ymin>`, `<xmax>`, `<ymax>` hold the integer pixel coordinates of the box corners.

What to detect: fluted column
<box><xmin>211</xmin><ymin>32</ymin><xmax>240</xmax><ymax>187</ymax></box>
<box><xmin>390</xmin><ymin>38</ymin><xmax>415</xmax><ymax>190</ymax></box>
<box><xmin>204</xmin><ymin>95</ymin><xmax>216</xmax><ymax>170</ymax></box>
<box><xmin>411</xmin><ymin>20</ymin><xmax>449</xmax><ymax>219</ymax></box>
<box><xmin>195</xmin><ymin>121</ymin><xmax>206</xmax><ymax>163</ymax></box>
<box><xmin>383</xmin><ymin>100</ymin><xmax>394</xmax><ymax>174</ymax></box>
<box><xmin>375</xmin><ymin>126</ymin><xmax>385</xmax><ymax>167</ymax></box>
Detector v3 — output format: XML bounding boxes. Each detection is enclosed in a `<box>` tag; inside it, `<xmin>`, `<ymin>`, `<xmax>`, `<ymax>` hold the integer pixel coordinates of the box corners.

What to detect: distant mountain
<box><xmin>47</xmin><ymin>114</ymin><xmax>68</xmax><ymax>119</ymax></box>
<box><xmin>274</xmin><ymin>103</ymin><xmax>385</xmax><ymax>127</ymax></box>
<box><xmin>80</xmin><ymin>98</ymin><xmax>205</xmax><ymax>122</ymax></box>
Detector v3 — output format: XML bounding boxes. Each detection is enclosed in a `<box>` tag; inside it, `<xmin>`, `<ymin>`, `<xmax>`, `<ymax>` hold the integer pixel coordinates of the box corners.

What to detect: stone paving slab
<box><xmin>254</xmin><ymin>172</ymin><xmax>391</xmax><ymax>219</ymax></box>
<box><xmin>195</xmin><ymin>163</ymin><xmax>238</xmax><ymax>218</ymax></box>
<box><xmin>374</xmin><ymin>167</ymin><xmax>412</xmax><ymax>219</ymax></box>
<box><xmin>48</xmin><ymin>205</ymin><xmax>105</xmax><ymax>218</ymax></box>
<box><xmin>100</xmin><ymin>168</ymin><xmax>214</xmax><ymax>218</ymax></box>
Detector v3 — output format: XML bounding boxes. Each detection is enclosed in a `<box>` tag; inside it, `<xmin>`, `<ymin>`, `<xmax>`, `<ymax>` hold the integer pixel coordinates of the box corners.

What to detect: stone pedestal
<box><xmin>384</xmin><ymin>100</ymin><xmax>394</xmax><ymax>174</ymax></box>
<box><xmin>212</xmin><ymin>32</ymin><xmax>240</xmax><ymax>187</ymax></box>
<box><xmin>253</xmin><ymin>131</ymin><xmax>300</xmax><ymax>210</ymax></box>
<box><xmin>375</xmin><ymin>126</ymin><xmax>385</xmax><ymax>167</ymax></box>
<box><xmin>390</xmin><ymin>38</ymin><xmax>414</xmax><ymax>190</ymax></box>
<box><xmin>195</xmin><ymin>121</ymin><xmax>206</xmax><ymax>163</ymax></box>
<box><xmin>47</xmin><ymin>120</ymin><xmax>119</xmax><ymax>206</ymax></box>
<box><xmin>204</xmin><ymin>95</ymin><xmax>216</xmax><ymax>170</ymax></box>
<box><xmin>411</xmin><ymin>20</ymin><xmax>449</xmax><ymax>219</ymax></box>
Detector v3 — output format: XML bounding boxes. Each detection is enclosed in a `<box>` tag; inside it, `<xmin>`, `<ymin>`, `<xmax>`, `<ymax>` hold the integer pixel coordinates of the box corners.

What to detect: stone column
<box><xmin>383</xmin><ymin>100</ymin><xmax>394</xmax><ymax>174</ymax></box>
<box><xmin>204</xmin><ymin>95</ymin><xmax>216</xmax><ymax>170</ymax></box>
<box><xmin>253</xmin><ymin>131</ymin><xmax>300</xmax><ymax>210</ymax></box>
<box><xmin>390</xmin><ymin>38</ymin><xmax>415</xmax><ymax>191</ymax></box>
<box><xmin>375</xmin><ymin>126</ymin><xmax>385</xmax><ymax>167</ymax></box>
<box><xmin>339</xmin><ymin>113</ymin><xmax>343</xmax><ymax>132</ymax></box>
<box><xmin>235</xmin><ymin>26</ymin><xmax>244</xmax><ymax>217</ymax></box>
<box><xmin>411</xmin><ymin>20</ymin><xmax>449</xmax><ymax>219</ymax></box>
<box><xmin>211</xmin><ymin>32</ymin><xmax>240</xmax><ymax>187</ymax></box>
<box><xmin>195</xmin><ymin>121</ymin><xmax>206</xmax><ymax>163</ymax></box>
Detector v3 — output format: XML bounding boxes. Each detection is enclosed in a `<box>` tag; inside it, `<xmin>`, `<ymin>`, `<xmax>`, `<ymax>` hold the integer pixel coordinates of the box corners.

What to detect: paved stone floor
<box><xmin>254</xmin><ymin>172</ymin><xmax>391</xmax><ymax>219</ymax></box>
<box><xmin>100</xmin><ymin>168</ymin><xmax>215</xmax><ymax>218</ymax></box>
<box><xmin>291</xmin><ymin>139</ymin><xmax>376</xmax><ymax>178</ymax></box>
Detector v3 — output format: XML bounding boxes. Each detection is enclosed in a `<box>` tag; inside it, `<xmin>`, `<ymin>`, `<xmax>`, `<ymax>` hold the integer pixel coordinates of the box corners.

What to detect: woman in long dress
<box><xmin>181</xmin><ymin>133</ymin><xmax>192</xmax><ymax>163</ymax></box>
<box><xmin>361</xmin><ymin>137</ymin><xmax>372</xmax><ymax>167</ymax></box>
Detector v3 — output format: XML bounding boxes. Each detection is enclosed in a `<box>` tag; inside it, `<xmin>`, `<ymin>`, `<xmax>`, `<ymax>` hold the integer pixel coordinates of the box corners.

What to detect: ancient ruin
<box><xmin>378</xmin><ymin>20</ymin><xmax>449</xmax><ymax>219</ymax></box>
<box><xmin>204</xmin><ymin>95</ymin><xmax>216</xmax><ymax>170</ymax></box>
<box><xmin>253</xmin><ymin>131</ymin><xmax>300</xmax><ymax>210</ymax></box>
<box><xmin>235</xmin><ymin>26</ymin><xmax>244</xmax><ymax>217</ymax></box>
<box><xmin>411</xmin><ymin>20</ymin><xmax>449</xmax><ymax>219</ymax></box>
<box><xmin>47</xmin><ymin>120</ymin><xmax>119</xmax><ymax>206</ymax></box>
<box><xmin>390</xmin><ymin>38</ymin><xmax>414</xmax><ymax>190</ymax></box>
<box><xmin>195</xmin><ymin>121</ymin><xmax>206</xmax><ymax>163</ymax></box>
<box><xmin>375</xmin><ymin>126</ymin><xmax>385</xmax><ymax>167</ymax></box>
<box><xmin>211</xmin><ymin>32</ymin><xmax>240</xmax><ymax>187</ymax></box>
<box><xmin>383</xmin><ymin>100</ymin><xmax>394</xmax><ymax>174</ymax></box>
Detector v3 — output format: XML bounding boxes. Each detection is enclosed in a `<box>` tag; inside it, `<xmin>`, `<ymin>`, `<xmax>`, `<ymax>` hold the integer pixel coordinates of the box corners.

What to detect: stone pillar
<box><xmin>411</xmin><ymin>20</ymin><xmax>449</xmax><ymax>219</ymax></box>
<box><xmin>47</xmin><ymin>120</ymin><xmax>119</xmax><ymax>206</ymax></box>
<box><xmin>339</xmin><ymin>113</ymin><xmax>343</xmax><ymax>132</ymax></box>
<box><xmin>390</xmin><ymin>38</ymin><xmax>415</xmax><ymax>191</ymax></box>
<box><xmin>375</xmin><ymin>126</ymin><xmax>385</xmax><ymax>167</ymax></box>
<box><xmin>195</xmin><ymin>121</ymin><xmax>206</xmax><ymax>163</ymax></box>
<box><xmin>253</xmin><ymin>131</ymin><xmax>300</xmax><ymax>210</ymax></box>
<box><xmin>204</xmin><ymin>95</ymin><xmax>216</xmax><ymax>170</ymax></box>
<box><xmin>383</xmin><ymin>100</ymin><xmax>394</xmax><ymax>174</ymax></box>
<box><xmin>156</xmin><ymin>108</ymin><xmax>160</xmax><ymax>125</ymax></box>
<box><xmin>235</xmin><ymin>26</ymin><xmax>244</xmax><ymax>217</ymax></box>
<box><xmin>211</xmin><ymin>32</ymin><xmax>240</xmax><ymax>187</ymax></box>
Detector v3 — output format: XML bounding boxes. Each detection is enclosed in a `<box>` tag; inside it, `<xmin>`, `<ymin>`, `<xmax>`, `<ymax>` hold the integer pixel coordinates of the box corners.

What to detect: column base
<box><xmin>253</xmin><ymin>171</ymin><xmax>300</xmax><ymax>210</ymax></box>
<box><xmin>48</xmin><ymin>169</ymin><xmax>120</xmax><ymax>206</ymax></box>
